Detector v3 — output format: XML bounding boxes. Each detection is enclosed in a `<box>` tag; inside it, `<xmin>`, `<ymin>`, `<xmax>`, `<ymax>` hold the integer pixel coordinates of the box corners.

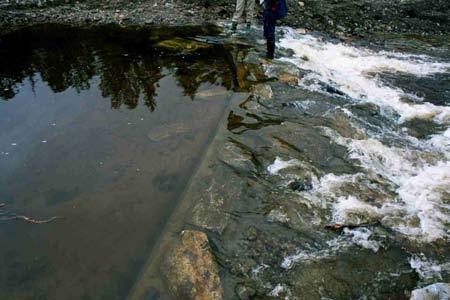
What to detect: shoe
<box><xmin>231</xmin><ymin>22</ymin><xmax>237</xmax><ymax>31</ymax></box>
<box><xmin>266</xmin><ymin>41</ymin><xmax>275</xmax><ymax>59</ymax></box>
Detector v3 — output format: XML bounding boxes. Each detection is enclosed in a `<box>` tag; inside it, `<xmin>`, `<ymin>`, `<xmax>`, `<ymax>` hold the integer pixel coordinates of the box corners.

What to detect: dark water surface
<box><xmin>0</xmin><ymin>25</ymin><xmax>235</xmax><ymax>300</ymax></box>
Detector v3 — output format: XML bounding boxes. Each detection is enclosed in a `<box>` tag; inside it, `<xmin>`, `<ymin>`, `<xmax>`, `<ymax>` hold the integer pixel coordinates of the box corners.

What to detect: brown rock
<box><xmin>251</xmin><ymin>83</ymin><xmax>273</xmax><ymax>100</ymax></box>
<box><xmin>278</xmin><ymin>73</ymin><xmax>299</xmax><ymax>85</ymax></box>
<box><xmin>164</xmin><ymin>230</ymin><xmax>223</xmax><ymax>300</ymax></box>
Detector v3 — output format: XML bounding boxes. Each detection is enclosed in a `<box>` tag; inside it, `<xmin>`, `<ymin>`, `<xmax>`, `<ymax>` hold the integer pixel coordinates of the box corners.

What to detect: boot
<box><xmin>266</xmin><ymin>41</ymin><xmax>275</xmax><ymax>59</ymax></box>
<box><xmin>246</xmin><ymin>22</ymin><xmax>252</xmax><ymax>30</ymax></box>
<box><xmin>231</xmin><ymin>21</ymin><xmax>237</xmax><ymax>31</ymax></box>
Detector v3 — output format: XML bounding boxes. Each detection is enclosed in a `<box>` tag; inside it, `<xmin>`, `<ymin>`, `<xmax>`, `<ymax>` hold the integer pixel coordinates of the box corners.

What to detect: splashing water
<box><xmin>279</xmin><ymin>28</ymin><xmax>450</xmax><ymax>123</ymax></box>
<box><xmin>269</xmin><ymin>30</ymin><xmax>450</xmax><ymax>280</ymax></box>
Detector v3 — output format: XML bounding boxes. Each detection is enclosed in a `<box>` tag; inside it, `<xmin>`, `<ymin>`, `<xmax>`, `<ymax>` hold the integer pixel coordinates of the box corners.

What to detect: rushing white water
<box><xmin>279</xmin><ymin>28</ymin><xmax>450</xmax><ymax>123</ymax></box>
<box><xmin>281</xmin><ymin>226</ymin><xmax>381</xmax><ymax>269</ymax></box>
<box><xmin>409</xmin><ymin>254</ymin><xmax>449</xmax><ymax>282</ymax></box>
<box><xmin>319</xmin><ymin>127</ymin><xmax>450</xmax><ymax>242</ymax></box>
<box><xmin>268</xmin><ymin>30</ymin><xmax>450</xmax><ymax>274</ymax></box>
<box><xmin>267</xmin><ymin>156</ymin><xmax>303</xmax><ymax>175</ymax></box>
<box><xmin>275</xmin><ymin>30</ymin><xmax>450</xmax><ymax>243</ymax></box>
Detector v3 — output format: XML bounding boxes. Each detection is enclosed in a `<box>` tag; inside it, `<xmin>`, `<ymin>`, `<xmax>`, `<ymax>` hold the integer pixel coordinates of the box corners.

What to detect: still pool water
<box><xmin>0</xmin><ymin>25</ymin><xmax>235</xmax><ymax>300</ymax></box>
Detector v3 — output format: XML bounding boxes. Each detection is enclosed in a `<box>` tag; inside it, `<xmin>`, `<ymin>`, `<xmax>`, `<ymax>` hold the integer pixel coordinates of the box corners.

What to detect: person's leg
<box><xmin>266</xmin><ymin>20</ymin><xmax>276</xmax><ymax>59</ymax></box>
<box><xmin>232</xmin><ymin>0</ymin><xmax>245</xmax><ymax>29</ymax></box>
<box><xmin>245</xmin><ymin>0</ymin><xmax>256</xmax><ymax>27</ymax></box>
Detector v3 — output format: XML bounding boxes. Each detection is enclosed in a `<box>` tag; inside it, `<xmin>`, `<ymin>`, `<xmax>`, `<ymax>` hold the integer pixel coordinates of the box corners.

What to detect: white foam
<box><xmin>396</xmin><ymin>162</ymin><xmax>450</xmax><ymax>242</ymax></box>
<box><xmin>269</xmin><ymin>284</ymin><xmax>291</xmax><ymax>299</ymax></box>
<box><xmin>343</xmin><ymin>228</ymin><xmax>381</xmax><ymax>252</ymax></box>
<box><xmin>322</xmin><ymin>128</ymin><xmax>450</xmax><ymax>242</ymax></box>
<box><xmin>409</xmin><ymin>254</ymin><xmax>449</xmax><ymax>281</ymax></box>
<box><xmin>281</xmin><ymin>241</ymin><xmax>342</xmax><ymax>269</ymax></box>
<box><xmin>427</xmin><ymin>128</ymin><xmax>450</xmax><ymax>159</ymax></box>
<box><xmin>279</xmin><ymin>28</ymin><xmax>450</xmax><ymax>123</ymax></box>
<box><xmin>281</xmin><ymin>227</ymin><xmax>380</xmax><ymax>270</ymax></box>
<box><xmin>267</xmin><ymin>156</ymin><xmax>302</xmax><ymax>175</ymax></box>
<box><xmin>411</xmin><ymin>283</ymin><xmax>450</xmax><ymax>300</ymax></box>
<box><xmin>332</xmin><ymin>196</ymin><xmax>380</xmax><ymax>225</ymax></box>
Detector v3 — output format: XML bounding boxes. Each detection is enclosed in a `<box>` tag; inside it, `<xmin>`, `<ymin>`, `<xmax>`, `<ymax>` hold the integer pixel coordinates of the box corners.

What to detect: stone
<box><xmin>236</xmin><ymin>284</ymin><xmax>256</xmax><ymax>300</ymax></box>
<box><xmin>278</xmin><ymin>73</ymin><xmax>299</xmax><ymax>85</ymax></box>
<box><xmin>219</xmin><ymin>141</ymin><xmax>257</xmax><ymax>175</ymax></box>
<box><xmin>288</xmin><ymin>179</ymin><xmax>313</xmax><ymax>192</ymax></box>
<box><xmin>147</xmin><ymin>122</ymin><xmax>189</xmax><ymax>142</ymax></box>
<box><xmin>195</xmin><ymin>87</ymin><xmax>228</xmax><ymax>98</ymax></box>
<box><xmin>155</xmin><ymin>38</ymin><xmax>211</xmax><ymax>53</ymax></box>
<box><xmin>164</xmin><ymin>230</ymin><xmax>223</xmax><ymax>300</ymax></box>
<box><xmin>191</xmin><ymin>175</ymin><xmax>242</xmax><ymax>234</ymax></box>
<box><xmin>251</xmin><ymin>84</ymin><xmax>272</xmax><ymax>100</ymax></box>
<box><xmin>245</xmin><ymin>226</ymin><xmax>258</xmax><ymax>241</ymax></box>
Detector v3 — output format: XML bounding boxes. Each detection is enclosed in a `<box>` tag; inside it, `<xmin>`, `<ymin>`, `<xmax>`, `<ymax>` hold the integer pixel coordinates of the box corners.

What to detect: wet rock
<box><xmin>236</xmin><ymin>284</ymin><xmax>256</xmax><ymax>300</ymax></box>
<box><xmin>191</xmin><ymin>174</ymin><xmax>243</xmax><ymax>234</ymax></box>
<box><xmin>267</xmin><ymin>207</ymin><xmax>290</xmax><ymax>224</ymax></box>
<box><xmin>272</xmin><ymin>122</ymin><xmax>355</xmax><ymax>174</ymax></box>
<box><xmin>410</xmin><ymin>283</ymin><xmax>450</xmax><ymax>300</ymax></box>
<box><xmin>265</xmin><ymin>61</ymin><xmax>300</xmax><ymax>82</ymax></box>
<box><xmin>251</xmin><ymin>84</ymin><xmax>272</xmax><ymax>100</ymax></box>
<box><xmin>164</xmin><ymin>230</ymin><xmax>223</xmax><ymax>300</ymax></box>
<box><xmin>352</xmin><ymin>102</ymin><xmax>380</xmax><ymax>117</ymax></box>
<box><xmin>147</xmin><ymin>123</ymin><xmax>189</xmax><ymax>142</ymax></box>
<box><xmin>155</xmin><ymin>37</ymin><xmax>211</xmax><ymax>53</ymax></box>
<box><xmin>145</xmin><ymin>287</ymin><xmax>161</xmax><ymax>300</ymax></box>
<box><xmin>327</xmin><ymin>110</ymin><xmax>367</xmax><ymax>139</ymax></box>
<box><xmin>288</xmin><ymin>179</ymin><xmax>312</xmax><ymax>192</ymax></box>
<box><xmin>324</xmin><ymin>84</ymin><xmax>346</xmax><ymax>96</ymax></box>
<box><xmin>230</xmin><ymin>258</ymin><xmax>257</xmax><ymax>277</ymax></box>
<box><xmin>245</xmin><ymin>226</ymin><xmax>258</xmax><ymax>241</ymax></box>
<box><xmin>278</xmin><ymin>73</ymin><xmax>299</xmax><ymax>85</ymax></box>
<box><xmin>195</xmin><ymin>87</ymin><xmax>229</xmax><ymax>99</ymax></box>
<box><xmin>219</xmin><ymin>141</ymin><xmax>257</xmax><ymax>175</ymax></box>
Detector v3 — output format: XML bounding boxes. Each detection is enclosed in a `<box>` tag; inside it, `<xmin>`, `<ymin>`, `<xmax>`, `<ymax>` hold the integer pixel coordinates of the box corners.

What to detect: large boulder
<box><xmin>164</xmin><ymin>230</ymin><xmax>223</xmax><ymax>300</ymax></box>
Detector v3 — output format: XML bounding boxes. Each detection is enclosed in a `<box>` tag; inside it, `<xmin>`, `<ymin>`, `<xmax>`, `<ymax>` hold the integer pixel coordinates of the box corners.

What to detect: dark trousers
<box><xmin>263</xmin><ymin>11</ymin><xmax>276</xmax><ymax>58</ymax></box>
<box><xmin>263</xmin><ymin>12</ymin><xmax>276</xmax><ymax>42</ymax></box>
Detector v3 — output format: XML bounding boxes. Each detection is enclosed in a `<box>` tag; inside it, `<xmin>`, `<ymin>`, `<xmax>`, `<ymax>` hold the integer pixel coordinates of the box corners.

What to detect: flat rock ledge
<box><xmin>164</xmin><ymin>230</ymin><xmax>223</xmax><ymax>300</ymax></box>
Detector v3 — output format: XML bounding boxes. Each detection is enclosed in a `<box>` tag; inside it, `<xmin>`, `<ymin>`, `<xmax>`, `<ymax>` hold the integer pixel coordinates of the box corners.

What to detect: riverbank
<box><xmin>1</xmin><ymin>0</ymin><xmax>449</xmax><ymax>36</ymax></box>
<box><xmin>1</xmin><ymin>2</ymin><xmax>449</xmax><ymax>299</ymax></box>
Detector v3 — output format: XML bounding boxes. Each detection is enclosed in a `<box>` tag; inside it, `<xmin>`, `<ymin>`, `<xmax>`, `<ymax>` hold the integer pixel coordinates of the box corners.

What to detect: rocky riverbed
<box><xmin>0</xmin><ymin>0</ymin><xmax>449</xmax><ymax>36</ymax></box>
<box><xmin>1</xmin><ymin>1</ymin><xmax>449</xmax><ymax>300</ymax></box>
<box><xmin>128</xmin><ymin>25</ymin><xmax>450</xmax><ymax>299</ymax></box>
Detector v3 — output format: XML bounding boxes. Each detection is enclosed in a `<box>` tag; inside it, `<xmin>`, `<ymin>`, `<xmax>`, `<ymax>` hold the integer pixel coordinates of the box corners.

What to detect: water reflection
<box><xmin>0</xmin><ymin>24</ymin><xmax>235</xmax><ymax>300</ymax></box>
<box><xmin>0</xmin><ymin>24</ymin><xmax>234</xmax><ymax>108</ymax></box>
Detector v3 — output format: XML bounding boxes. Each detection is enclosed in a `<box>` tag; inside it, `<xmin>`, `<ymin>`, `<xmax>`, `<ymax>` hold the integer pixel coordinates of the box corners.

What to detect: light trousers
<box><xmin>232</xmin><ymin>0</ymin><xmax>255</xmax><ymax>23</ymax></box>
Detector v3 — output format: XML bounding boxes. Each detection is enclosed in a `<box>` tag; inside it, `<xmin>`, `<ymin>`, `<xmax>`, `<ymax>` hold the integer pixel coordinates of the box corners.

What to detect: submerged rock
<box><xmin>195</xmin><ymin>87</ymin><xmax>229</xmax><ymax>98</ymax></box>
<box><xmin>191</xmin><ymin>174</ymin><xmax>243</xmax><ymax>234</ymax></box>
<box><xmin>220</xmin><ymin>141</ymin><xmax>257</xmax><ymax>175</ymax></box>
<box><xmin>410</xmin><ymin>283</ymin><xmax>450</xmax><ymax>300</ymax></box>
<box><xmin>164</xmin><ymin>230</ymin><xmax>223</xmax><ymax>300</ymax></box>
<box><xmin>147</xmin><ymin>123</ymin><xmax>189</xmax><ymax>142</ymax></box>
<box><xmin>155</xmin><ymin>37</ymin><xmax>211</xmax><ymax>53</ymax></box>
